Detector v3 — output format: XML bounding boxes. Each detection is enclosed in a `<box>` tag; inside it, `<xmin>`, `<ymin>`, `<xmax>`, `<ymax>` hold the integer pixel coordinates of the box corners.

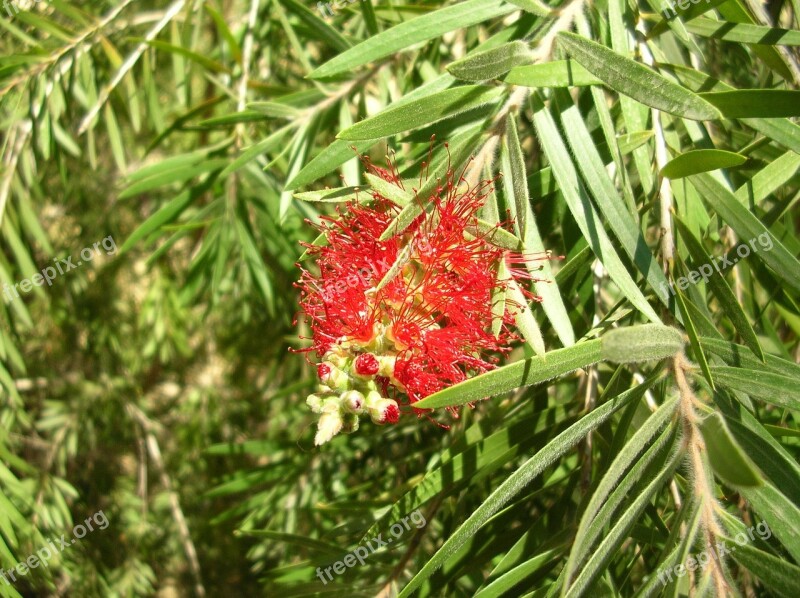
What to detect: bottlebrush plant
<box><xmin>1</xmin><ymin>0</ymin><xmax>799</xmax><ymax>597</ymax></box>
<box><xmin>295</xmin><ymin>156</ymin><xmax>543</xmax><ymax>444</ymax></box>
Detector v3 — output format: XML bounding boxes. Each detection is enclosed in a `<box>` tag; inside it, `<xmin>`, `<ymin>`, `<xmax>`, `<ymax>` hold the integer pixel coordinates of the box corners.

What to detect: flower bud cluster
<box><xmin>306</xmin><ymin>349</ymin><xmax>399</xmax><ymax>445</ymax></box>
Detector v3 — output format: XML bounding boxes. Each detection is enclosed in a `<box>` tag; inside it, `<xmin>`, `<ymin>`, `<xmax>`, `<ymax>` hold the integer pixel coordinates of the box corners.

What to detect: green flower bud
<box><xmin>340</xmin><ymin>390</ymin><xmax>366</xmax><ymax>414</ymax></box>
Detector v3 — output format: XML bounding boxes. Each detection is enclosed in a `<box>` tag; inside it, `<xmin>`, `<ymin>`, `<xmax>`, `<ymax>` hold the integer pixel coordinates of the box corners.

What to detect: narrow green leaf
<box><xmin>413</xmin><ymin>340</ymin><xmax>602</xmax><ymax>410</ymax></box>
<box><xmin>699</xmin><ymin>90</ymin><xmax>800</xmax><ymax>118</ymax></box>
<box><xmin>507</xmin><ymin>278</ymin><xmax>545</xmax><ymax>356</ymax></box>
<box><xmin>557</xmin><ymin>32</ymin><xmax>721</xmax><ymax>120</ymax></box>
<box><xmin>145</xmin><ymin>39</ymin><xmax>230</xmax><ymax>73</ymax></box>
<box><xmin>338</xmin><ymin>85</ymin><xmax>503</xmax><ymax>140</ymax></box>
<box><xmin>504</xmin><ymin>60</ymin><xmax>601</xmax><ymax>87</ymax></box>
<box><xmin>309</xmin><ymin>0</ymin><xmax>516</xmax><ymax>79</ymax></box>
<box><xmin>600</xmin><ymin>324</ymin><xmax>684</xmax><ymax>364</ymax></box>
<box><xmin>284</xmin><ymin>138</ymin><xmax>378</xmax><ymax>191</ymax></box>
<box><xmin>247</xmin><ymin>101</ymin><xmax>302</xmax><ymax>118</ymax></box>
<box><xmin>565</xmin><ymin>399</ymin><xmax>679</xmax><ymax>587</ymax></box>
<box><xmin>674</xmin><ymin>279</ymin><xmax>716</xmax><ymax>390</ymax></box>
<box><xmin>466</xmin><ymin>220</ymin><xmax>524</xmax><ymax>251</ymax></box>
<box><xmin>739</xmin><ymin>483</ymin><xmax>800</xmax><ymax>563</ymax></box>
<box><xmin>531</xmin><ymin>93</ymin><xmax>662</xmax><ymax>323</ymax></box>
<box><xmin>675</xmin><ymin>218</ymin><xmax>763</xmax><ymax>361</ymax></box>
<box><xmin>552</xmin><ymin>89</ymin><xmax>670</xmax><ymax>306</ymax></box>
<box><xmin>279</xmin><ymin>0</ymin><xmax>351</xmax><ymax>53</ymax></box>
<box><xmin>397</xmin><ymin>374</ymin><xmax>663</xmax><ymax>597</ymax></box>
<box><xmin>120</xmin><ymin>190</ymin><xmax>194</xmax><ymax>254</ymax></box>
<box><xmin>699</xmin><ymin>413</ymin><xmax>764</xmax><ymax>487</ymax></box>
<box><xmin>502</xmin><ymin>115</ymin><xmax>528</xmax><ymax>238</ymax></box>
<box><xmin>699</xmin><ymin>337</ymin><xmax>800</xmax><ymax>380</ymax></box>
<box><xmin>710</xmin><ymin>367</ymin><xmax>800</xmax><ymax>410</ymax></box>
<box><xmin>683</xmin><ymin>17</ymin><xmax>800</xmax><ymax>45</ymax></box>
<box><xmin>447</xmin><ymin>41</ymin><xmax>534</xmax><ymax>81</ymax></box>
<box><xmin>735</xmin><ymin>152</ymin><xmax>800</xmax><ymax>205</ymax></box>
<box><xmin>689</xmin><ymin>172</ymin><xmax>800</xmax><ymax>293</ymax></box>
<box><xmin>661</xmin><ymin>150</ymin><xmax>746</xmax><ymax>179</ymax></box>
<box><xmin>728</xmin><ymin>541</ymin><xmax>800</xmax><ymax>598</ymax></box>
<box><xmin>221</xmin><ymin>126</ymin><xmax>293</xmax><ymax>177</ymax></box>
<box><xmin>293</xmin><ymin>186</ymin><xmax>360</xmax><ymax>203</ymax></box>
<box><xmin>364</xmin><ymin>172</ymin><xmax>413</xmax><ymax>206</ymax></box>
<box><xmin>506</xmin><ymin>0</ymin><xmax>557</xmax><ymax>16</ymax></box>
<box><xmin>120</xmin><ymin>159</ymin><xmax>229</xmax><ymax>198</ymax></box>
<box><xmin>564</xmin><ymin>446</ymin><xmax>682</xmax><ymax>597</ymax></box>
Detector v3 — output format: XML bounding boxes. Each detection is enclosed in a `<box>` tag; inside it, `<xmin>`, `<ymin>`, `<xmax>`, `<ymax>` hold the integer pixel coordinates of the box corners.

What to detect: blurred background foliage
<box><xmin>0</xmin><ymin>0</ymin><xmax>798</xmax><ymax>596</ymax></box>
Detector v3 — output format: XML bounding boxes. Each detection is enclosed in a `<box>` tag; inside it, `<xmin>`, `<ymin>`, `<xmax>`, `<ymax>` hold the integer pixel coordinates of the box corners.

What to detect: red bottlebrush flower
<box><xmin>295</xmin><ymin>150</ymin><xmax>544</xmax><ymax>444</ymax></box>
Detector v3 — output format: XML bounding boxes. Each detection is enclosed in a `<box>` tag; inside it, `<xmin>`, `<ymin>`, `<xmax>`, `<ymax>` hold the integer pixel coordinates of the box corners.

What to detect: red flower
<box><xmin>295</xmin><ymin>152</ymin><xmax>542</xmax><ymax>444</ymax></box>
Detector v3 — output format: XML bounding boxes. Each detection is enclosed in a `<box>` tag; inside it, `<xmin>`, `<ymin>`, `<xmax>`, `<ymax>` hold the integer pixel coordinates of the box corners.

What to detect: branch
<box><xmin>127</xmin><ymin>403</ymin><xmax>206</xmax><ymax>598</ymax></box>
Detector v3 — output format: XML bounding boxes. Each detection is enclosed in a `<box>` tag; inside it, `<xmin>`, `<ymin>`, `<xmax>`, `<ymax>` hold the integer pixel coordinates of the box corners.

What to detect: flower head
<box><xmin>295</xmin><ymin>150</ymin><xmax>543</xmax><ymax>444</ymax></box>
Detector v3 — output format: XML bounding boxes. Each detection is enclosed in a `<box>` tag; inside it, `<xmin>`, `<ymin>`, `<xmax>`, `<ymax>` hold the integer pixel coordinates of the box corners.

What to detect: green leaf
<box><xmin>699</xmin><ymin>90</ymin><xmax>800</xmax><ymax>118</ymax></box>
<box><xmin>397</xmin><ymin>374</ymin><xmax>663</xmax><ymax>597</ymax></box>
<box><xmin>284</xmin><ymin>138</ymin><xmax>378</xmax><ymax>191</ymax></box>
<box><xmin>247</xmin><ymin>101</ymin><xmax>302</xmax><ymax>118</ymax></box>
<box><xmin>501</xmin><ymin>115</ymin><xmax>529</xmax><ymax>238</ymax></box>
<box><xmin>221</xmin><ymin>126</ymin><xmax>293</xmax><ymax>177</ymax></box>
<box><xmin>674</xmin><ymin>279</ymin><xmax>716</xmax><ymax>390</ymax></box>
<box><xmin>506</xmin><ymin>277</ymin><xmax>545</xmax><ymax>356</ymax></box>
<box><xmin>506</xmin><ymin>0</ymin><xmax>557</xmax><ymax>16</ymax></box>
<box><xmin>600</xmin><ymin>324</ymin><xmax>684</xmax><ymax>364</ymax></box>
<box><xmin>648</xmin><ymin>0</ymin><xmax>731</xmax><ymax>39</ymax></box>
<box><xmin>557</xmin><ymin>32</ymin><xmax>721</xmax><ymax>120</ymax></box>
<box><xmin>466</xmin><ymin>220</ymin><xmax>523</xmax><ymax>251</ymax></box>
<box><xmin>739</xmin><ymin>482</ymin><xmax>800</xmax><ymax>563</ymax></box>
<box><xmin>699</xmin><ymin>413</ymin><xmax>764</xmax><ymax>487</ymax></box>
<box><xmin>475</xmin><ymin>545</ymin><xmax>563</xmax><ymax>597</ymax></box>
<box><xmin>145</xmin><ymin>39</ymin><xmax>230</xmax><ymax>73</ymax></box>
<box><xmin>309</xmin><ymin>0</ymin><xmax>516</xmax><ymax>79</ymax></box>
<box><xmin>728</xmin><ymin>541</ymin><xmax>800</xmax><ymax>598</ymax></box>
<box><xmin>735</xmin><ymin>152</ymin><xmax>800</xmax><ymax>206</ymax></box>
<box><xmin>120</xmin><ymin>189</ymin><xmax>196</xmax><ymax>254</ymax></box>
<box><xmin>709</xmin><ymin>367</ymin><xmax>800</xmax><ymax>410</ymax></box>
<box><xmin>447</xmin><ymin>41</ymin><xmax>534</xmax><ymax>81</ymax></box>
<box><xmin>504</xmin><ymin>60</ymin><xmax>602</xmax><ymax>87</ymax></box>
<box><xmin>563</xmin><ymin>445</ymin><xmax>682</xmax><ymax>597</ymax></box>
<box><xmin>660</xmin><ymin>149</ymin><xmax>746</xmax><ymax>179</ymax></box>
<box><xmin>552</xmin><ymin>89</ymin><xmax>670</xmax><ymax>306</ymax></box>
<box><xmin>674</xmin><ymin>218</ymin><xmax>763</xmax><ymax>361</ymax></box>
<box><xmin>413</xmin><ymin>339</ymin><xmax>602</xmax><ymax>410</ymax></box>
<box><xmin>364</xmin><ymin>172</ymin><xmax>413</xmax><ymax>206</ymax></box>
<box><xmin>699</xmin><ymin>337</ymin><xmax>800</xmax><ymax>379</ymax></box>
<box><xmin>293</xmin><ymin>186</ymin><xmax>360</xmax><ymax>203</ymax></box>
<box><xmin>286</xmin><ymin>74</ymin><xmax>459</xmax><ymax>190</ymax></box>
<box><xmin>278</xmin><ymin>0</ymin><xmax>351</xmax><ymax>53</ymax></box>
<box><xmin>683</xmin><ymin>17</ymin><xmax>800</xmax><ymax>46</ymax></box>
<box><xmin>362</xmin><ymin>409</ymin><xmax>566</xmax><ymax>543</ymax></box>
<box><xmin>530</xmin><ymin>93</ymin><xmax>662</xmax><ymax>323</ymax></box>
<box><xmin>564</xmin><ymin>398</ymin><xmax>679</xmax><ymax>587</ymax></box>
<box><xmin>338</xmin><ymin>85</ymin><xmax>503</xmax><ymax>140</ymax></box>
<box><xmin>689</xmin><ymin>172</ymin><xmax>800</xmax><ymax>293</ymax></box>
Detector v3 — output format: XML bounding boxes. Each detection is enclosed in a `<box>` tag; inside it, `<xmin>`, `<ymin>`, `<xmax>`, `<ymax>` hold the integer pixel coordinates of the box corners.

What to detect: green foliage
<box><xmin>0</xmin><ymin>0</ymin><xmax>798</xmax><ymax>596</ymax></box>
